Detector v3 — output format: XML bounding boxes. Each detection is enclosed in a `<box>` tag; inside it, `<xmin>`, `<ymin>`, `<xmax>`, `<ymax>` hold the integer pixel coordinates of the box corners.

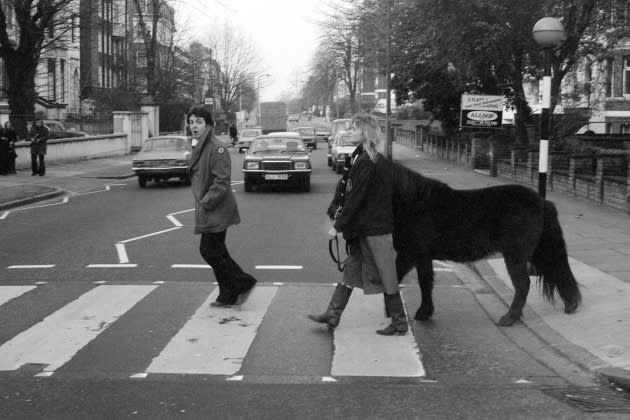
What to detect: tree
<box><xmin>0</xmin><ymin>0</ymin><xmax>78</xmax><ymax>136</ymax></box>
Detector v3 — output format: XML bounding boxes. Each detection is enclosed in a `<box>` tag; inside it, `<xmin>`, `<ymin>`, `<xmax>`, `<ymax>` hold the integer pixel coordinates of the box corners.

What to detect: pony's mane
<box><xmin>391</xmin><ymin>161</ymin><xmax>449</xmax><ymax>201</ymax></box>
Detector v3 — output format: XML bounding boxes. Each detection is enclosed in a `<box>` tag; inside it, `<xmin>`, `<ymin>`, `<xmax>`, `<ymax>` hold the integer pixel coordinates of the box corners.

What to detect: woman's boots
<box><xmin>307</xmin><ymin>283</ymin><xmax>352</xmax><ymax>331</ymax></box>
<box><xmin>376</xmin><ymin>293</ymin><xmax>408</xmax><ymax>336</ymax></box>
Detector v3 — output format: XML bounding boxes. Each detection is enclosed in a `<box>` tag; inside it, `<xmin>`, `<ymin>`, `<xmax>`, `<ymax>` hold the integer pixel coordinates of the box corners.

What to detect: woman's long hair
<box><xmin>352</xmin><ymin>113</ymin><xmax>383</xmax><ymax>162</ymax></box>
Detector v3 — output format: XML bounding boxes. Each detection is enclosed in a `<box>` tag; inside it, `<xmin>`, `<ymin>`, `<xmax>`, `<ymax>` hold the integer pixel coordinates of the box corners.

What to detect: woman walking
<box><xmin>307</xmin><ymin>113</ymin><xmax>408</xmax><ymax>336</ymax></box>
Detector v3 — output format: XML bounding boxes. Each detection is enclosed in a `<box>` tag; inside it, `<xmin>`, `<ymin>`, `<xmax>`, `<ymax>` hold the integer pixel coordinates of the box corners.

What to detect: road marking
<box><xmin>86</xmin><ymin>264</ymin><xmax>138</xmax><ymax>268</ymax></box>
<box><xmin>130</xmin><ymin>373</ymin><xmax>148</xmax><ymax>379</ymax></box>
<box><xmin>0</xmin><ymin>286</ymin><xmax>37</xmax><ymax>306</ymax></box>
<box><xmin>7</xmin><ymin>265</ymin><xmax>55</xmax><ymax>269</ymax></box>
<box><xmin>331</xmin><ymin>293</ymin><xmax>425</xmax><ymax>377</ymax></box>
<box><xmin>171</xmin><ymin>264</ymin><xmax>212</xmax><ymax>269</ymax></box>
<box><xmin>119</xmin><ymin>227</ymin><xmax>181</xmax><ymax>244</ymax></box>
<box><xmin>146</xmin><ymin>286</ymin><xmax>277</xmax><ymax>375</ymax></box>
<box><xmin>72</xmin><ymin>185</ymin><xmax>111</xmax><ymax>196</ymax></box>
<box><xmin>0</xmin><ymin>211</ymin><xmax>10</xmax><ymax>219</ymax></box>
<box><xmin>255</xmin><ymin>265</ymin><xmax>303</xmax><ymax>270</ymax></box>
<box><xmin>226</xmin><ymin>375</ymin><xmax>243</xmax><ymax>381</ymax></box>
<box><xmin>115</xmin><ymin>243</ymin><xmax>130</xmax><ymax>264</ymax></box>
<box><xmin>0</xmin><ymin>285</ymin><xmax>156</xmax><ymax>372</ymax></box>
<box><xmin>322</xmin><ymin>376</ymin><xmax>337</xmax><ymax>382</ymax></box>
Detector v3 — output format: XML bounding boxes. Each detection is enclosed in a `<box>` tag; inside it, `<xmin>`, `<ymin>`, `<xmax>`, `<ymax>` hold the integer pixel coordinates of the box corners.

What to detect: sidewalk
<box><xmin>1</xmin><ymin>143</ymin><xmax>629</xmax><ymax>391</ymax></box>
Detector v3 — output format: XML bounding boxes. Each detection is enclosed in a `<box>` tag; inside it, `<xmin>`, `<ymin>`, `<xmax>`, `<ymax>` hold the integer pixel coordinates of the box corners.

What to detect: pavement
<box><xmin>1</xmin><ymin>139</ymin><xmax>629</xmax><ymax>393</ymax></box>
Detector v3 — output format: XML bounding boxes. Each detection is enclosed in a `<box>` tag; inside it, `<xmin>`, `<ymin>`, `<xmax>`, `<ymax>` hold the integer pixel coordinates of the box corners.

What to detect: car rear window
<box><xmin>297</xmin><ymin>128</ymin><xmax>315</xmax><ymax>135</ymax></box>
<box><xmin>251</xmin><ymin>137</ymin><xmax>306</xmax><ymax>152</ymax></box>
<box><xmin>241</xmin><ymin>131</ymin><xmax>259</xmax><ymax>137</ymax></box>
<box><xmin>142</xmin><ymin>138</ymin><xmax>191</xmax><ymax>152</ymax></box>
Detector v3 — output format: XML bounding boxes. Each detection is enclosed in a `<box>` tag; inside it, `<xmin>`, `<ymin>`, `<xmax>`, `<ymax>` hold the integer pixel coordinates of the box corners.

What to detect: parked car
<box><xmin>287</xmin><ymin>114</ymin><xmax>300</xmax><ymax>123</ymax></box>
<box><xmin>330</xmin><ymin>118</ymin><xmax>352</xmax><ymax>137</ymax></box>
<box><xmin>237</xmin><ymin>128</ymin><xmax>263</xmax><ymax>153</ymax></box>
<box><xmin>27</xmin><ymin>120</ymin><xmax>88</xmax><ymax>139</ymax></box>
<box><xmin>132</xmin><ymin>135</ymin><xmax>192</xmax><ymax>188</ymax></box>
<box><xmin>330</xmin><ymin>130</ymin><xmax>358</xmax><ymax>173</ymax></box>
<box><xmin>294</xmin><ymin>126</ymin><xmax>317</xmax><ymax>149</ymax></box>
<box><xmin>315</xmin><ymin>127</ymin><xmax>331</xmax><ymax>143</ymax></box>
<box><xmin>242</xmin><ymin>132</ymin><xmax>312</xmax><ymax>192</ymax></box>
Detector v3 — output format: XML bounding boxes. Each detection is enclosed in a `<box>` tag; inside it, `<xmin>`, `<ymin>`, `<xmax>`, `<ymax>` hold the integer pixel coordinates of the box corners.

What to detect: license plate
<box><xmin>265</xmin><ymin>174</ymin><xmax>289</xmax><ymax>180</ymax></box>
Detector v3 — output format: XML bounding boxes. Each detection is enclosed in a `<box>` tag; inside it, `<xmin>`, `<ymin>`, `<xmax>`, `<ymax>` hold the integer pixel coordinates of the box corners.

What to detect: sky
<box><xmin>174</xmin><ymin>0</ymin><xmax>325</xmax><ymax>101</ymax></box>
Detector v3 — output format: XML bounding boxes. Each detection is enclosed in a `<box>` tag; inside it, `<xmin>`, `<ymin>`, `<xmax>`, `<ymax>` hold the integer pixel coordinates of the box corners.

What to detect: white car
<box><xmin>237</xmin><ymin>128</ymin><xmax>263</xmax><ymax>153</ymax></box>
<box><xmin>330</xmin><ymin>130</ymin><xmax>358</xmax><ymax>173</ymax></box>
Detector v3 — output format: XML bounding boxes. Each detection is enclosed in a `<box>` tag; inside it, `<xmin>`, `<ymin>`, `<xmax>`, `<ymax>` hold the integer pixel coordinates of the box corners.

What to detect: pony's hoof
<box><xmin>414</xmin><ymin>307</ymin><xmax>434</xmax><ymax>321</ymax></box>
<box><xmin>497</xmin><ymin>313</ymin><xmax>519</xmax><ymax>326</ymax></box>
<box><xmin>564</xmin><ymin>301</ymin><xmax>579</xmax><ymax>314</ymax></box>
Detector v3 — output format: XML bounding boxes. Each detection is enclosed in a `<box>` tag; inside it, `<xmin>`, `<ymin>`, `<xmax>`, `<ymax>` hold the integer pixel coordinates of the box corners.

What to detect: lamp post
<box><xmin>384</xmin><ymin>0</ymin><xmax>392</xmax><ymax>160</ymax></box>
<box><xmin>532</xmin><ymin>17</ymin><xmax>565</xmax><ymax>198</ymax></box>
<box><xmin>256</xmin><ymin>73</ymin><xmax>271</xmax><ymax>125</ymax></box>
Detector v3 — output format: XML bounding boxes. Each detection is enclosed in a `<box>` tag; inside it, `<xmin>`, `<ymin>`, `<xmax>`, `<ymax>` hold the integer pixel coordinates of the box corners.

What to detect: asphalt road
<box><xmin>0</xmin><ymin>141</ymin><xmax>626</xmax><ymax>419</ymax></box>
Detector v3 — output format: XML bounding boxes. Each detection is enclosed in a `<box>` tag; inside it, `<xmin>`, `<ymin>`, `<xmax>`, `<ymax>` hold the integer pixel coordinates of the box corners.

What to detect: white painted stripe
<box><xmin>119</xmin><ymin>227</ymin><xmax>180</xmax><ymax>244</ymax></box>
<box><xmin>331</xmin><ymin>293</ymin><xmax>424</xmax><ymax>377</ymax></box>
<box><xmin>434</xmin><ymin>268</ymin><xmax>453</xmax><ymax>272</ymax></box>
<box><xmin>86</xmin><ymin>264</ymin><xmax>138</xmax><ymax>268</ymax></box>
<box><xmin>130</xmin><ymin>373</ymin><xmax>148</xmax><ymax>379</ymax></box>
<box><xmin>146</xmin><ymin>286</ymin><xmax>277</xmax><ymax>375</ymax></box>
<box><xmin>226</xmin><ymin>375</ymin><xmax>243</xmax><ymax>381</ymax></box>
<box><xmin>0</xmin><ymin>285</ymin><xmax>156</xmax><ymax>372</ymax></box>
<box><xmin>166</xmin><ymin>214</ymin><xmax>183</xmax><ymax>227</ymax></box>
<box><xmin>171</xmin><ymin>264</ymin><xmax>212</xmax><ymax>269</ymax></box>
<box><xmin>74</xmin><ymin>185</ymin><xmax>111</xmax><ymax>196</ymax></box>
<box><xmin>255</xmin><ymin>265</ymin><xmax>303</xmax><ymax>270</ymax></box>
<box><xmin>93</xmin><ymin>281</ymin><xmax>107</xmax><ymax>284</ymax></box>
<box><xmin>115</xmin><ymin>243</ymin><xmax>130</xmax><ymax>264</ymax></box>
<box><xmin>35</xmin><ymin>372</ymin><xmax>54</xmax><ymax>377</ymax></box>
<box><xmin>0</xmin><ymin>211</ymin><xmax>10</xmax><ymax>220</ymax></box>
<box><xmin>272</xmin><ymin>282</ymin><xmax>284</xmax><ymax>286</ymax></box>
<box><xmin>35</xmin><ymin>282</ymin><xmax>47</xmax><ymax>285</ymax></box>
<box><xmin>322</xmin><ymin>376</ymin><xmax>337</xmax><ymax>382</ymax></box>
<box><xmin>0</xmin><ymin>286</ymin><xmax>37</xmax><ymax>307</ymax></box>
<box><xmin>7</xmin><ymin>265</ymin><xmax>55</xmax><ymax>269</ymax></box>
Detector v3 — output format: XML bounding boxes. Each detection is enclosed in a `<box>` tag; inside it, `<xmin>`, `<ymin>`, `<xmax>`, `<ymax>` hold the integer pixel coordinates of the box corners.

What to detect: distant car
<box><xmin>27</xmin><ymin>120</ymin><xmax>88</xmax><ymax>139</ymax></box>
<box><xmin>237</xmin><ymin>128</ymin><xmax>263</xmax><ymax>153</ymax></box>
<box><xmin>315</xmin><ymin>127</ymin><xmax>331</xmax><ymax>143</ymax></box>
<box><xmin>330</xmin><ymin>130</ymin><xmax>358</xmax><ymax>173</ymax></box>
<box><xmin>132</xmin><ymin>135</ymin><xmax>192</xmax><ymax>188</ymax></box>
<box><xmin>330</xmin><ymin>118</ymin><xmax>352</xmax><ymax>137</ymax></box>
<box><xmin>288</xmin><ymin>114</ymin><xmax>300</xmax><ymax>123</ymax></box>
<box><xmin>242</xmin><ymin>132</ymin><xmax>312</xmax><ymax>192</ymax></box>
<box><xmin>294</xmin><ymin>126</ymin><xmax>317</xmax><ymax>149</ymax></box>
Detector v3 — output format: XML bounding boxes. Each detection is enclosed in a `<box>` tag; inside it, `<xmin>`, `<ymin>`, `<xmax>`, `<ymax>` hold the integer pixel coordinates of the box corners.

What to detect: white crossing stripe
<box><xmin>332</xmin><ymin>293</ymin><xmax>425</xmax><ymax>377</ymax></box>
<box><xmin>0</xmin><ymin>286</ymin><xmax>37</xmax><ymax>306</ymax></box>
<box><xmin>0</xmin><ymin>285</ymin><xmax>156</xmax><ymax>372</ymax></box>
<box><xmin>146</xmin><ymin>286</ymin><xmax>277</xmax><ymax>375</ymax></box>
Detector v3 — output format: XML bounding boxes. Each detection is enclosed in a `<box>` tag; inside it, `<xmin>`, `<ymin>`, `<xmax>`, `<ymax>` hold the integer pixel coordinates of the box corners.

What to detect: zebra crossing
<box><xmin>0</xmin><ymin>282</ymin><xmax>425</xmax><ymax>382</ymax></box>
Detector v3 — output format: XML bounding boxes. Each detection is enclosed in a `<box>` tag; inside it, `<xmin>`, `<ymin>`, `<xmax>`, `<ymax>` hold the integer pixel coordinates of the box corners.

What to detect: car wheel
<box><xmin>244</xmin><ymin>176</ymin><xmax>253</xmax><ymax>192</ymax></box>
<box><xmin>183</xmin><ymin>175</ymin><xmax>191</xmax><ymax>186</ymax></box>
<box><xmin>327</xmin><ymin>156</ymin><xmax>332</xmax><ymax>166</ymax></box>
<box><xmin>239</xmin><ymin>148</ymin><xmax>243</xmax><ymax>154</ymax></box>
<box><xmin>138</xmin><ymin>175</ymin><xmax>147</xmax><ymax>188</ymax></box>
<box><xmin>302</xmin><ymin>177</ymin><xmax>311</xmax><ymax>192</ymax></box>
<box><xmin>336</xmin><ymin>163</ymin><xmax>343</xmax><ymax>174</ymax></box>
<box><xmin>313</xmin><ymin>143</ymin><xmax>317</xmax><ymax>150</ymax></box>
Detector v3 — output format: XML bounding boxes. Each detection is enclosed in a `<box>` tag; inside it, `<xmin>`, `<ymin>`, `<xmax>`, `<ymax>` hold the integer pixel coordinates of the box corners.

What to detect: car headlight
<box><xmin>294</xmin><ymin>161</ymin><xmax>308</xmax><ymax>170</ymax></box>
<box><xmin>245</xmin><ymin>161</ymin><xmax>260</xmax><ymax>170</ymax></box>
<box><xmin>338</xmin><ymin>153</ymin><xmax>346</xmax><ymax>160</ymax></box>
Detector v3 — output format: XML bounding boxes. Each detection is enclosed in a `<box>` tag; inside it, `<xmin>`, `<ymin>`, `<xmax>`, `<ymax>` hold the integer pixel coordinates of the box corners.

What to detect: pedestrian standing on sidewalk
<box><xmin>229</xmin><ymin>123</ymin><xmax>238</xmax><ymax>146</ymax></box>
<box><xmin>5</xmin><ymin>121</ymin><xmax>18</xmax><ymax>174</ymax></box>
<box><xmin>307</xmin><ymin>113</ymin><xmax>408</xmax><ymax>335</ymax></box>
<box><xmin>187</xmin><ymin>106</ymin><xmax>257</xmax><ymax>307</ymax></box>
<box><xmin>29</xmin><ymin>119</ymin><xmax>49</xmax><ymax>176</ymax></box>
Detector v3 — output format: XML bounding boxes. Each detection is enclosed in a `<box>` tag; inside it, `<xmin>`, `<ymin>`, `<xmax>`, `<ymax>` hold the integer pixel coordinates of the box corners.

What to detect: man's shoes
<box><xmin>210</xmin><ymin>300</ymin><xmax>232</xmax><ymax>308</ymax></box>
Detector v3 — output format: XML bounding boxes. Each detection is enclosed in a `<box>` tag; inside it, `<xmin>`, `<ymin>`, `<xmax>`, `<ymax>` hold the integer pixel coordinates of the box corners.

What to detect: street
<box><xmin>0</xmin><ymin>142</ymin><xmax>625</xmax><ymax>419</ymax></box>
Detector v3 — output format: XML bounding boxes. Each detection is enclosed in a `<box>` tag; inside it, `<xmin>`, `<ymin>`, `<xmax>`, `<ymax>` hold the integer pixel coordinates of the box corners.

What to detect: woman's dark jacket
<box><xmin>333</xmin><ymin>151</ymin><xmax>394</xmax><ymax>240</ymax></box>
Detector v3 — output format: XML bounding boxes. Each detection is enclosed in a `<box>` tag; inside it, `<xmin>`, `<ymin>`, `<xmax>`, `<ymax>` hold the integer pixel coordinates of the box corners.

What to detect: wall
<box><xmin>13</xmin><ymin>133</ymin><xmax>129</xmax><ymax>170</ymax></box>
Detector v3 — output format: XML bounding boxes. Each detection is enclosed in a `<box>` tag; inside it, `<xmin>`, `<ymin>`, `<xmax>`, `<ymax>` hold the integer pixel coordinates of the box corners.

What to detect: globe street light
<box><xmin>532</xmin><ymin>17</ymin><xmax>565</xmax><ymax>198</ymax></box>
<box><xmin>256</xmin><ymin>73</ymin><xmax>271</xmax><ymax>125</ymax></box>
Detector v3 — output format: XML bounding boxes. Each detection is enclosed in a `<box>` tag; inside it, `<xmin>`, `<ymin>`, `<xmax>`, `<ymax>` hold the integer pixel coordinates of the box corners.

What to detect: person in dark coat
<box><xmin>228</xmin><ymin>123</ymin><xmax>238</xmax><ymax>146</ymax></box>
<box><xmin>5</xmin><ymin>121</ymin><xmax>18</xmax><ymax>174</ymax></box>
<box><xmin>308</xmin><ymin>113</ymin><xmax>408</xmax><ymax>336</ymax></box>
<box><xmin>188</xmin><ymin>106</ymin><xmax>257</xmax><ymax>307</ymax></box>
<box><xmin>29</xmin><ymin>119</ymin><xmax>49</xmax><ymax>176</ymax></box>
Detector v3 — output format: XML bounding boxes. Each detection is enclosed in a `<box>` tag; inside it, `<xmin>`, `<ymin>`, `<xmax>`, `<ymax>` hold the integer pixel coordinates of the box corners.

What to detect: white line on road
<box><xmin>255</xmin><ymin>265</ymin><xmax>303</xmax><ymax>270</ymax></box>
<box><xmin>171</xmin><ymin>264</ymin><xmax>211</xmax><ymax>268</ymax></box>
<box><xmin>86</xmin><ymin>264</ymin><xmax>138</xmax><ymax>268</ymax></box>
<box><xmin>7</xmin><ymin>265</ymin><xmax>55</xmax><ymax>269</ymax></box>
<box><xmin>0</xmin><ymin>211</ymin><xmax>10</xmax><ymax>219</ymax></box>
<box><xmin>115</xmin><ymin>243</ymin><xmax>130</xmax><ymax>264</ymax></box>
<box><xmin>0</xmin><ymin>286</ymin><xmax>37</xmax><ymax>306</ymax></box>
<box><xmin>118</xmin><ymin>227</ymin><xmax>181</xmax><ymax>244</ymax></box>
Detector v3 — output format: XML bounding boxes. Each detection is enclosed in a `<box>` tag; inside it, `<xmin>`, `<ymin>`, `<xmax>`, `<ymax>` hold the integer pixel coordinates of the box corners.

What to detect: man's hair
<box><xmin>187</xmin><ymin>106</ymin><xmax>214</xmax><ymax>126</ymax></box>
<box><xmin>352</xmin><ymin>113</ymin><xmax>383</xmax><ymax>161</ymax></box>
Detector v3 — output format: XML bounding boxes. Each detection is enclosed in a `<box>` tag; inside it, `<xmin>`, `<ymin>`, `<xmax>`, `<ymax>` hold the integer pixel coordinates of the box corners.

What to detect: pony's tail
<box><xmin>531</xmin><ymin>200</ymin><xmax>582</xmax><ymax>313</ymax></box>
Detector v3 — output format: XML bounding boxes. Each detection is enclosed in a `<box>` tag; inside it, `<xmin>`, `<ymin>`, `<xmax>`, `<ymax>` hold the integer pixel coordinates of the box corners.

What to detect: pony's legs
<box><xmin>414</xmin><ymin>257</ymin><xmax>435</xmax><ymax>321</ymax></box>
<box><xmin>498</xmin><ymin>259</ymin><xmax>531</xmax><ymax>326</ymax></box>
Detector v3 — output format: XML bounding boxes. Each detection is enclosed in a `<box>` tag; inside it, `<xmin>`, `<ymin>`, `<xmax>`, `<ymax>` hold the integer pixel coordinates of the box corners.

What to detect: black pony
<box><xmin>390</xmin><ymin>162</ymin><xmax>581</xmax><ymax>326</ymax></box>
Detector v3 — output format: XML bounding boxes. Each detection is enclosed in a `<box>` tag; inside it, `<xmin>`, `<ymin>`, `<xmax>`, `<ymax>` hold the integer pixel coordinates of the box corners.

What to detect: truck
<box><xmin>260</xmin><ymin>102</ymin><xmax>287</xmax><ymax>134</ymax></box>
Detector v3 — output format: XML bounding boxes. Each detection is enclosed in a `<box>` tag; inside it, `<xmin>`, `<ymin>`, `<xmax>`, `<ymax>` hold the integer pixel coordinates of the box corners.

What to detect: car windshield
<box><xmin>297</xmin><ymin>128</ymin><xmax>315</xmax><ymax>135</ymax></box>
<box><xmin>241</xmin><ymin>131</ymin><xmax>259</xmax><ymax>137</ymax></box>
<box><xmin>338</xmin><ymin>135</ymin><xmax>356</xmax><ymax>147</ymax></box>
<box><xmin>251</xmin><ymin>137</ymin><xmax>306</xmax><ymax>153</ymax></box>
<box><xmin>141</xmin><ymin>138</ymin><xmax>191</xmax><ymax>152</ymax></box>
<box><xmin>333</xmin><ymin>120</ymin><xmax>352</xmax><ymax>132</ymax></box>
<box><xmin>316</xmin><ymin>128</ymin><xmax>329</xmax><ymax>133</ymax></box>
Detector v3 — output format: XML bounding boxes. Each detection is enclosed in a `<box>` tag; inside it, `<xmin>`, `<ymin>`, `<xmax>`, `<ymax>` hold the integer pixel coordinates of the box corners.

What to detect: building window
<box><xmin>60</xmin><ymin>59</ymin><xmax>65</xmax><ymax>102</ymax></box>
<box><xmin>605</xmin><ymin>58</ymin><xmax>614</xmax><ymax>97</ymax></box>
<box><xmin>0</xmin><ymin>58</ymin><xmax>6</xmax><ymax>98</ymax></box>
<box><xmin>624</xmin><ymin>56</ymin><xmax>630</xmax><ymax>96</ymax></box>
<box><xmin>136</xmin><ymin>50</ymin><xmax>147</xmax><ymax>67</ymax></box>
<box><xmin>48</xmin><ymin>59</ymin><xmax>56</xmax><ymax>101</ymax></box>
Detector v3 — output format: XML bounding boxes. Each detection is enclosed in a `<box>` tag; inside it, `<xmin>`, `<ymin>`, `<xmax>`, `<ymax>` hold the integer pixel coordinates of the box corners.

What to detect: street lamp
<box><xmin>256</xmin><ymin>73</ymin><xmax>271</xmax><ymax>126</ymax></box>
<box><xmin>532</xmin><ymin>17</ymin><xmax>565</xmax><ymax>198</ymax></box>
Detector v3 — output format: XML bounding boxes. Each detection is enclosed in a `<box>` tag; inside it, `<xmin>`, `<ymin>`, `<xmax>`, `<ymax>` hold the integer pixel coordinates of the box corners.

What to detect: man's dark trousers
<box><xmin>200</xmin><ymin>230</ymin><xmax>256</xmax><ymax>304</ymax></box>
<box><xmin>31</xmin><ymin>153</ymin><xmax>45</xmax><ymax>175</ymax></box>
